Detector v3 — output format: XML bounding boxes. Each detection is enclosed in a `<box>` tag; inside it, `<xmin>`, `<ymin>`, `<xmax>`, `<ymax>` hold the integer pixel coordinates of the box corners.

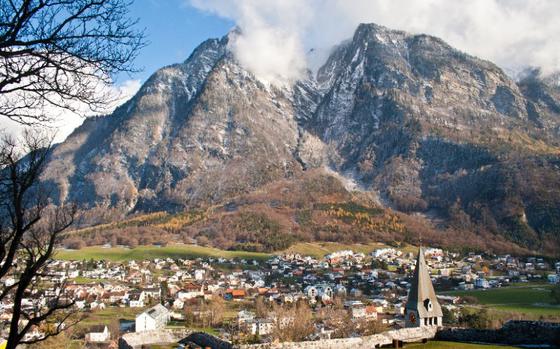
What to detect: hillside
<box><xmin>62</xmin><ymin>170</ymin><xmax>535</xmax><ymax>256</ymax></box>
<box><xmin>45</xmin><ymin>23</ymin><xmax>560</xmax><ymax>256</ymax></box>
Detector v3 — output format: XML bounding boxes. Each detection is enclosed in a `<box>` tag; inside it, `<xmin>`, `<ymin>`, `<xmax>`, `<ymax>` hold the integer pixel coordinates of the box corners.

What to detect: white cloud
<box><xmin>0</xmin><ymin>79</ymin><xmax>141</xmax><ymax>144</ymax></box>
<box><xmin>193</xmin><ymin>0</ymin><xmax>312</xmax><ymax>85</ymax></box>
<box><xmin>190</xmin><ymin>0</ymin><xmax>560</xmax><ymax>83</ymax></box>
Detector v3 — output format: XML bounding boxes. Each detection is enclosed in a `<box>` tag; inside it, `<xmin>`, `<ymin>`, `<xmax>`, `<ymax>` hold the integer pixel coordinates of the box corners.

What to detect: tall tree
<box><xmin>0</xmin><ymin>0</ymin><xmax>146</xmax><ymax>125</ymax></box>
<box><xmin>271</xmin><ymin>301</ymin><xmax>314</xmax><ymax>342</ymax></box>
<box><xmin>0</xmin><ymin>132</ymin><xmax>77</xmax><ymax>349</ymax></box>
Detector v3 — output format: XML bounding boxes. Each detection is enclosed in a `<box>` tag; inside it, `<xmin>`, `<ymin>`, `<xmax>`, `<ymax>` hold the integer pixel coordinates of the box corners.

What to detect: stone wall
<box><xmin>118</xmin><ymin>329</ymin><xmax>190</xmax><ymax>349</ymax></box>
<box><xmin>180</xmin><ymin>332</ymin><xmax>233</xmax><ymax>349</ymax></box>
<box><xmin>436</xmin><ymin>321</ymin><xmax>560</xmax><ymax>346</ymax></box>
<box><xmin>235</xmin><ymin>326</ymin><xmax>437</xmax><ymax>349</ymax></box>
<box><xmin>119</xmin><ymin>321</ymin><xmax>560</xmax><ymax>349</ymax></box>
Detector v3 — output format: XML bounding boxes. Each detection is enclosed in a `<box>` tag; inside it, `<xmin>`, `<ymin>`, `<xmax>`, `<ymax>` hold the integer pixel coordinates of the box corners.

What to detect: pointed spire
<box><xmin>406</xmin><ymin>246</ymin><xmax>443</xmax><ymax>320</ymax></box>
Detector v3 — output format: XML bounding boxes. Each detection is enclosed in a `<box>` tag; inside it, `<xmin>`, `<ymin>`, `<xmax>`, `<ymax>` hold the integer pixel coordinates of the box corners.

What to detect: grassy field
<box><xmin>55</xmin><ymin>244</ymin><xmax>272</xmax><ymax>261</ymax></box>
<box><xmin>55</xmin><ymin>242</ymin><xmax>410</xmax><ymax>261</ymax></box>
<box><xmin>78</xmin><ymin>306</ymin><xmax>141</xmax><ymax>327</ymax></box>
<box><xmin>69</xmin><ymin>276</ymin><xmax>110</xmax><ymax>284</ymax></box>
<box><xmin>407</xmin><ymin>341</ymin><xmax>520</xmax><ymax>349</ymax></box>
<box><xmin>282</xmin><ymin>242</ymin><xmax>388</xmax><ymax>259</ymax></box>
<box><xmin>443</xmin><ymin>284</ymin><xmax>560</xmax><ymax>316</ymax></box>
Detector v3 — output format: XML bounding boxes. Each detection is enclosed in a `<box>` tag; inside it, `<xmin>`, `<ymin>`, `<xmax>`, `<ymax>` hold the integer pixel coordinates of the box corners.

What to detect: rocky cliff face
<box><xmin>43</xmin><ymin>24</ymin><xmax>560</xmax><ymax>254</ymax></box>
<box><xmin>44</xmin><ymin>35</ymin><xmax>310</xmax><ymax>212</ymax></box>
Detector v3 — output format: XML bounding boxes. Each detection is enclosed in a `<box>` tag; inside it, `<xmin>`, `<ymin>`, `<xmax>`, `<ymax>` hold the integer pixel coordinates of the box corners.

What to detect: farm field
<box><xmin>55</xmin><ymin>244</ymin><xmax>272</xmax><ymax>261</ymax></box>
<box><xmin>443</xmin><ymin>284</ymin><xmax>560</xmax><ymax>316</ymax></box>
<box><xmin>282</xmin><ymin>242</ymin><xmax>390</xmax><ymax>259</ymax></box>
<box><xmin>55</xmin><ymin>242</ymin><xmax>418</xmax><ymax>262</ymax></box>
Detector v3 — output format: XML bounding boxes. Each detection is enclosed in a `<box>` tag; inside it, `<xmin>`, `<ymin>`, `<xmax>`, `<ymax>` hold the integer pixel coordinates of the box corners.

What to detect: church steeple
<box><xmin>405</xmin><ymin>247</ymin><xmax>443</xmax><ymax>327</ymax></box>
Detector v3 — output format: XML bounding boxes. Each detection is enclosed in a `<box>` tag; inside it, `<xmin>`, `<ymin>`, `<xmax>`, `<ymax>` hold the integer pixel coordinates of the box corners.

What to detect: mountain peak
<box><xmin>41</xmin><ymin>22</ymin><xmax>560</xmax><ymax>255</ymax></box>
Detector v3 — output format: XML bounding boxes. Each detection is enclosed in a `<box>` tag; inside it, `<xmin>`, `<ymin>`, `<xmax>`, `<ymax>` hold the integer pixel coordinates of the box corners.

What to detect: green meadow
<box><xmin>443</xmin><ymin>284</ymin><xmax>560</xmax><ymax>316</ymax></box>
<box><xmin>55</xmin><ymin>242</ymin><xmax>408</xmax><ymax>261</ymax></box>
<box><xmin>282</xmin><ymin>242</ymin><xmax>388</xmax><ymax>259</ymax></box>
<box><xmin>55</xmin><ymin>244</ymin><xmax>272</xmax><ymax>261</ymax></box>
<box><xmin>77</xmin><ymin>306</ymin><xmax>141</xmax><ymax>327</ymax></box>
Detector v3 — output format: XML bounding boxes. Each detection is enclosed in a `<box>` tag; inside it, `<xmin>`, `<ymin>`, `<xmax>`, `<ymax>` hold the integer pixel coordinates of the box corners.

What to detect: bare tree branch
<box><xmin>0</xmin><ymin>0</ymin><xmax>146</xmax><ymax>124</ymax></box>
<box><xmin>0</xmin><ymin>132</ymin><xmax>79</xmax><ymax>349</ymax></box>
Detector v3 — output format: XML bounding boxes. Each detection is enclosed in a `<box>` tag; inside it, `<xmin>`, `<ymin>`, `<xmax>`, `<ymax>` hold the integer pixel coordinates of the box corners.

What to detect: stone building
<box><xmin>405</xmin><ymin>247</ymin><xmax>443</xmax><ymax>328</ymax></box>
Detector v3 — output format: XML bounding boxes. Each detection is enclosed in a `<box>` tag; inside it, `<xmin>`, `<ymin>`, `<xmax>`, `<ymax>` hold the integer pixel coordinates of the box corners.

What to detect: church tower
<box><xmin>405</xmin><ymin>247</ymin><xmax>443</xmax><ymax>328</ymax></box>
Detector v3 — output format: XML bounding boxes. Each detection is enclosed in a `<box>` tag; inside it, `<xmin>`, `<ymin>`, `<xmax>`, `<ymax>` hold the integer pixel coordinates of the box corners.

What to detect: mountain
<box><xmin>43</xmin><ymin>24</ymin><xmax>560</xmax><ymax>256</ymax></box>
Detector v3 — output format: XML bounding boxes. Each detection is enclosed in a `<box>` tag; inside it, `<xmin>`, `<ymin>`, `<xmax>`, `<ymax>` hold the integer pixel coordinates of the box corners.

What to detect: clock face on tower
<box><xmin>408</xmin><ymin>311</ymin><xmax>416</xmax><ymax>324</ymax></box>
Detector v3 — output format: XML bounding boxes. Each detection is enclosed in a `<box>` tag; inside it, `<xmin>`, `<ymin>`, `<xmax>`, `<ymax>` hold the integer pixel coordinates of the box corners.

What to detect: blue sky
<box><xmin>2</xmin><ymin>1</ymin><xmax>234</xmax><ymax>143</ymax></box>
<box><xmin>116</xmin><ymin>0</ymin><xmax>233</xmax><ymax>84</ymax></box>
<box><xmin>5</xmin><ymin>0</ymin><xmax>559</xmax><ymax>142</ymax></box>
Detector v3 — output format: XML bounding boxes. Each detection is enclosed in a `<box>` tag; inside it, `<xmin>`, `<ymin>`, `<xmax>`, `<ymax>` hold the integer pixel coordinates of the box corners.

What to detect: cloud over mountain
<box><xmin>190</xmin><ymin>0</ymin><xmax>560</xmax><ymax>83</ymax></box>
<box><xmin>1</xmin><ymin>79</ymin><xmax>141</xmax><ymax>144</ymax></box>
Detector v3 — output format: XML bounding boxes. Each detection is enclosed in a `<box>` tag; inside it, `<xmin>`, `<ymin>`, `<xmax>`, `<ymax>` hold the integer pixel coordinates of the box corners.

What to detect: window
<box><xmin>424</xmin><ymin>298</ymin><xmax>432</xmax><ymax>311</ymax></box>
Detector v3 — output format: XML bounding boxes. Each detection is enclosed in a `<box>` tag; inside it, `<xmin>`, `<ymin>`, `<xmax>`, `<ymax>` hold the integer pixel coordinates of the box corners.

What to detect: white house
<box><xmin>142</xmin><ymin>287</ymin><xmax>161</xmax><ymax>299</ymax></box>
<box><xmin>85</xmin><ymin>325</ymin><xmax>110</xmax><ymax>342</ymax></box>
<box><xmin>67</xmin><ymin>270</ymin><xmax>80</xmax><ymax>278</ymax></box>
<box><xmin>176</xmin><ymin>284</ymin><xmax>204</xmax><ymax>300</ymax></box>
<box><xmin>237</xmin><ymin>310</ymin><xmax>256</xmax><ymax>326</ymax></box>
<box><xmin>135</xmin><ymin>304</ymin><xmax>170</xmax><ymax>332</ymax></box>
<box><xmin>304</xmin><ymin>284</ymin><xmax>333</xmax><ymax>302</ymax></box>
<box><xmin>173</xmin><ymin>298</ymin><xmax>185</xmax><ymax>310</ymax></box>
<box><xmin>249</xmin><ymin>319</ymin><xmax>274</xmax><ymax>336</ymax></box>
<box><xmin>90</xmin><ymin>300</ymin><xmax>106</xmax><ymax>310</ymax></box>
<box><xmin>334</xmin><ymin>284</ymin><xmax>347</xmax><ymax>297</ymax></box>
<box><xmin>194</xmin><ymin>269</ymin><xmax>206</xmax><ymax>281</ymax></box>
<box><xmin>350</xmin><ymin>303</ymin><xmax>366</xmax><ymax>319</ymax></box>
<box><xmin>129</xmin><ymin>291</ymin><xmax>146</xmax><ymax>307</ymax></box>
<box><xmin>474</xmin><ymin>278</ymin><xmax>490</xmax><ymax>289</ymax></box>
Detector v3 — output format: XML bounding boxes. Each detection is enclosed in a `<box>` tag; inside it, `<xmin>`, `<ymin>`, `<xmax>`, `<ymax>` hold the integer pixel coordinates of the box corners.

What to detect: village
<box><xmin>1</xmin><ymin>245</ymin><xmax>559</xmax><ymax>348</ymax></box>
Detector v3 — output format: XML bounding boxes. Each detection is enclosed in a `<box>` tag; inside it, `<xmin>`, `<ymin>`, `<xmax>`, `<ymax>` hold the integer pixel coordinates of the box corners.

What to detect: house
<box><xmin>365</xmin><ymin>305</ymin><xmax>378</xmax><ymax>320</ymax></box>
<box><xmin>194</xmin><ymin>269</ymin><xmax>206</xmax><ymax>281</ymax></box>
<box><xmin>350</xmin><ymin>303</ymin><xmax>366</xmax><ymax>319</ymax></box>
<box><xmin>107</xmin><ymin>291</ymin><xmax>127</xmax><ymax>304</ymax></box>
<box><xmin>304</xmin><ymin>284</ymin><xmax>333</xmax><ymax>303</ymax></box>
<box><xmin>85</xmin><ymin>325</ymin><xmax>110</xmax><ymax>342</ymax></box>
<box><xmin>475</xmin><ymin>278</ymin><xmax>490</xmax><ymax>289</ymax></box>
<box><xmin>90</xmin><ymin>300</ymin><xmax>106</xmax><ymax>310</ymax></box>
<box><xmin>142</xmin><ymin>287</ymin><xmax>161</xmax><ymax>299</ymax></box>
<box><xmin>334</xmin><ymin>284</ymin><xmax>347</xmax><ymax>297</ymax></box>
<box><xmin>237</xmin><ymin>310</ymin><xmax>255</xmax><ymax>326</ymax></box>
<box><xmin>176</xmin><ymin>283</ymin><xmax>203</xmax><ymax>300</ymax></box>
<box><xmin>224</xmin><ymin>289</ymin><xmax>246</xmax><ymax>300</ymax></box>
<box><xmin>128</xmin><ymin>291</ymin><xmax>145</xmax><ymax>307</ymax></box>
<box><xmin>173</xmin><ymin>298</ymin><xmax>185</xmax><ymax>310</ymax></box>
<box><xmin>67</xmin><ymin>269</ymin><xmax>80</xmax><ymax>278</ymax></box>
<box><xmin>135</xmin><ymin>304</ymin><xmax>170</xmax><ymax>332</ymax></box>
<box><xmin>249</xmin><ymin>319</ymin><xmax>274</xmax><ymax>336</ymax></box>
